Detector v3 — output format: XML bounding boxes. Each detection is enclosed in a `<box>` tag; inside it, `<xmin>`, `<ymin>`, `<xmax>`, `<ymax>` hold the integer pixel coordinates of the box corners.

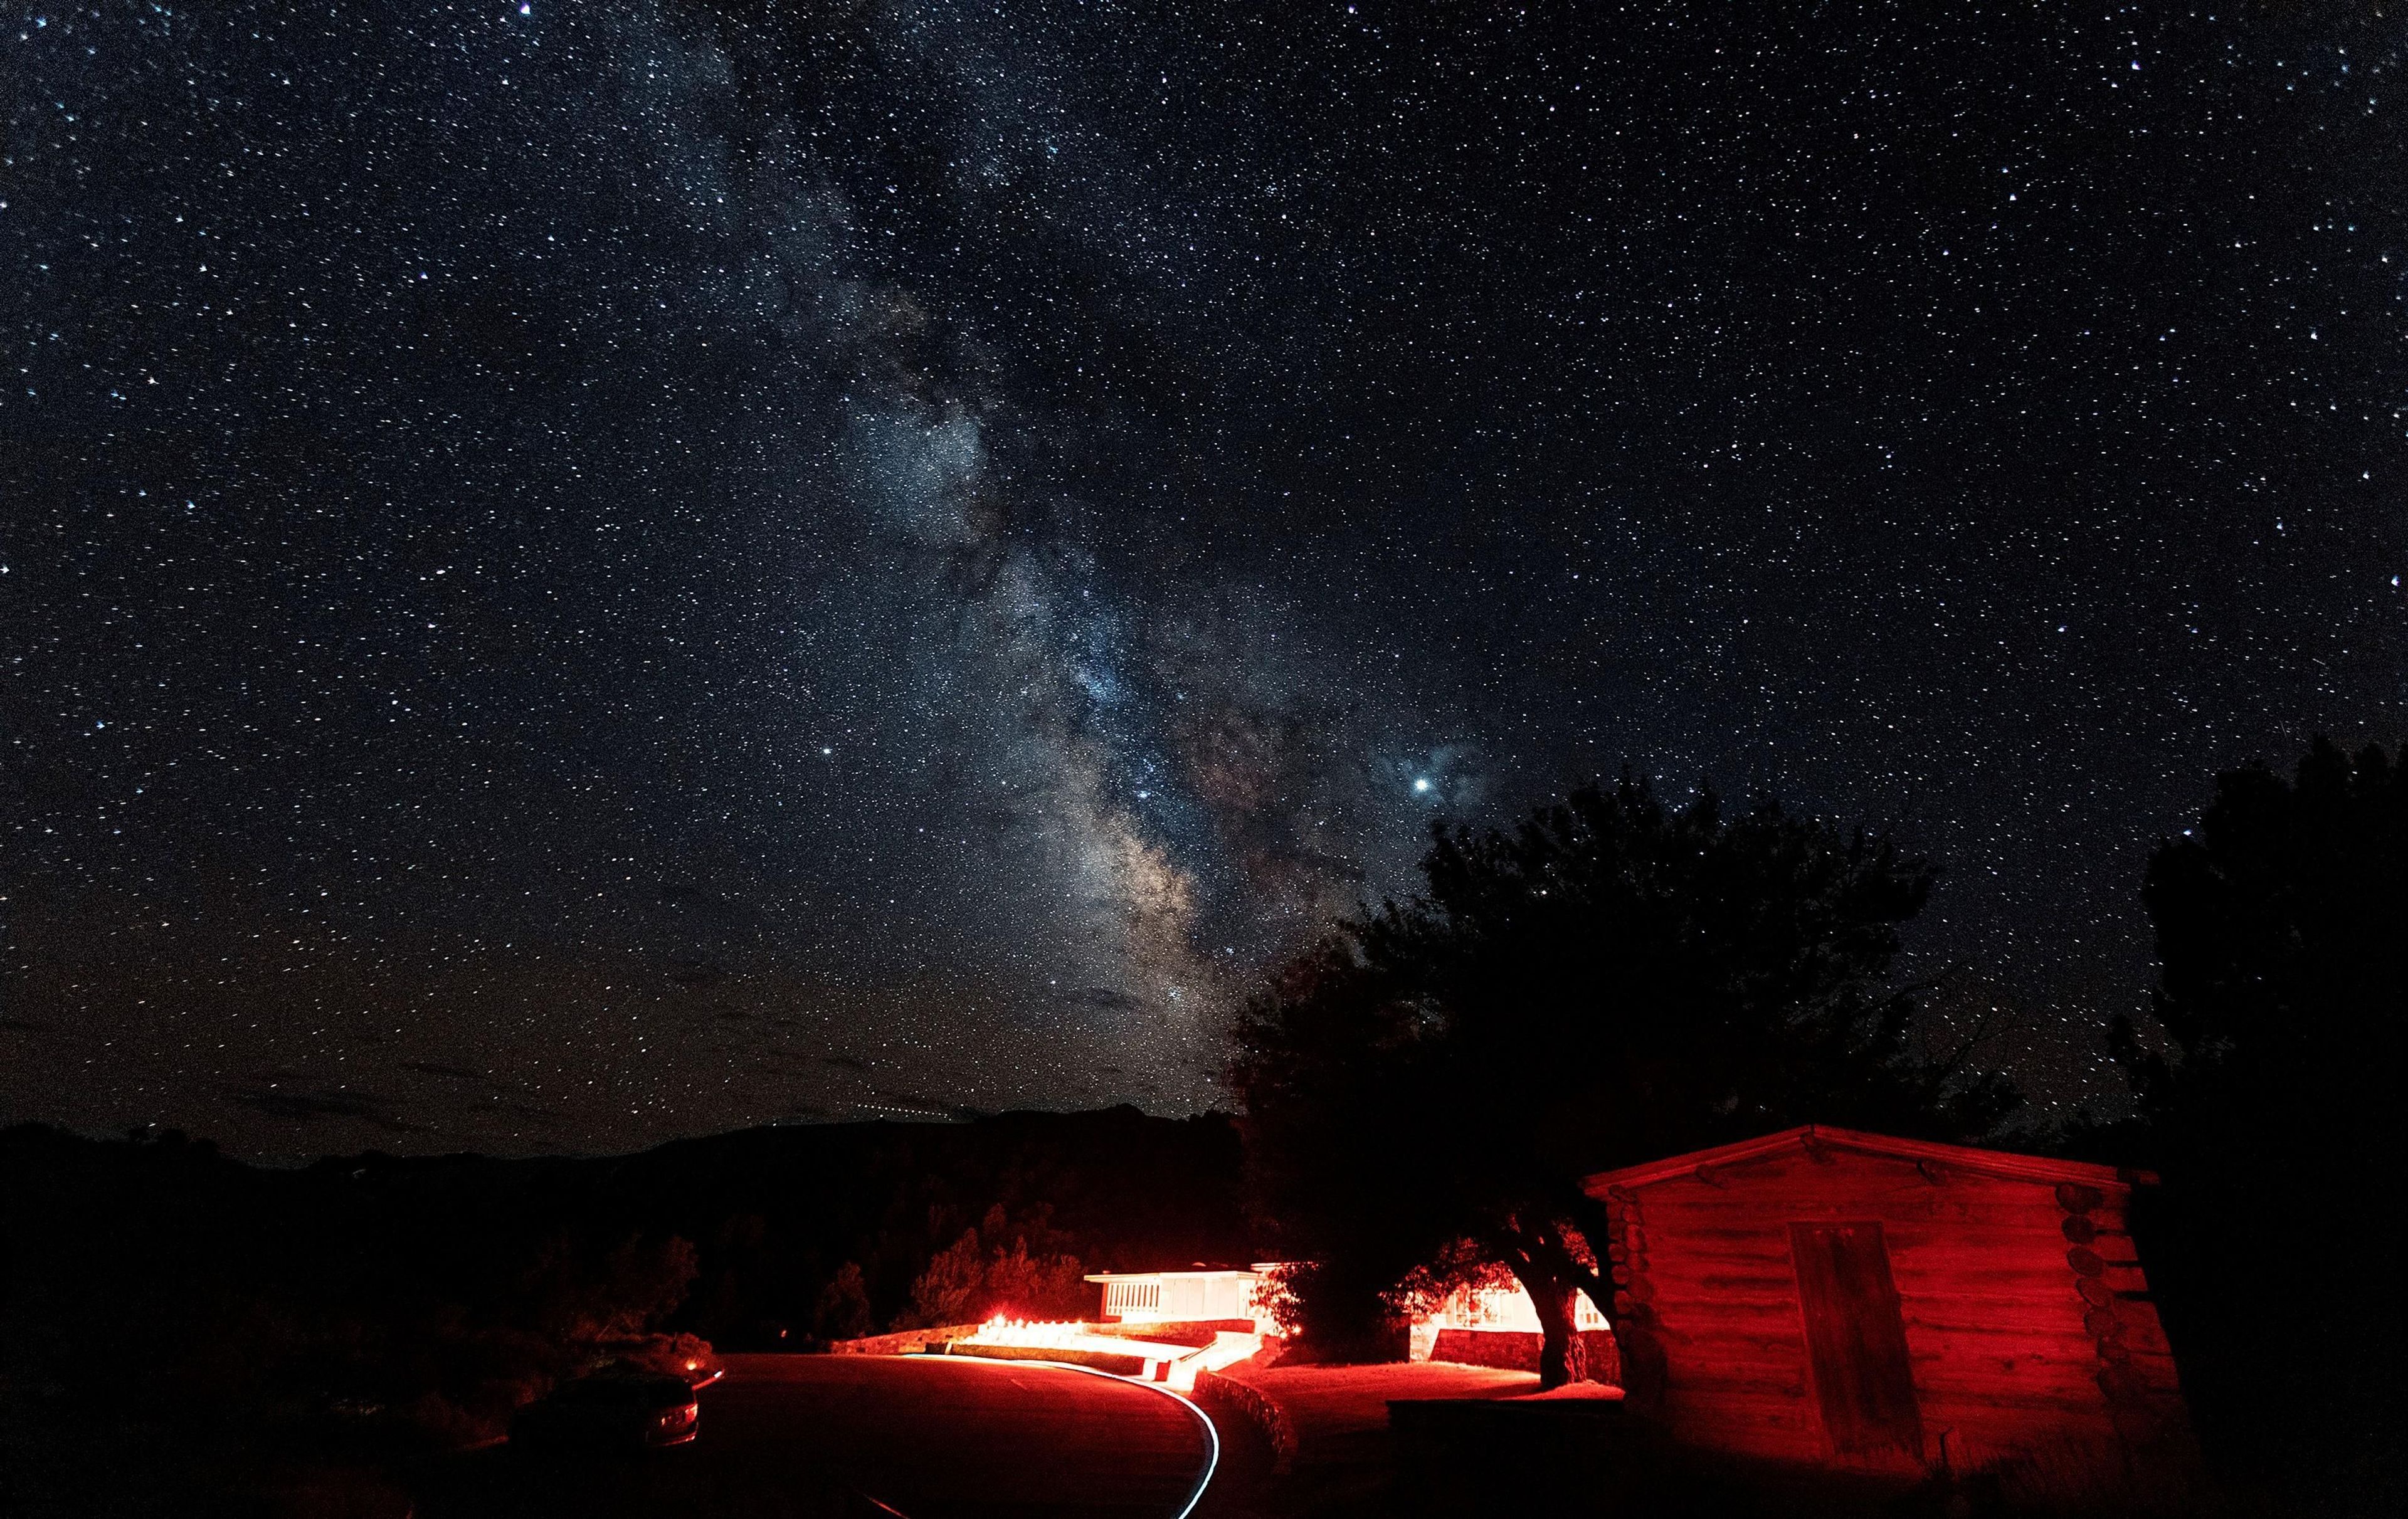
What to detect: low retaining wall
<box><xmin>1429</xmin><ymin>1328</ymin><xmax>1621</xmax><ymax>1385</ymax></box>
<box><xmin>1091</xmin><ymin>1318</ymin><xmax>1257</xmax><ymax>1348</ymax></box>
<box><xmin>1193</xmin><ymin>1370</ymin><xmax>1297</xmax><ymax>1474</ymax></box>
<box><xmin>943</xmin><ymin>1340</ymin><xmax>1158</xmax><ymax>1377</ymax></box>
<box><xmin>826</xmin><ymin>1324</ymin><xmax>981</xmax><ymax>1356</ymax></box>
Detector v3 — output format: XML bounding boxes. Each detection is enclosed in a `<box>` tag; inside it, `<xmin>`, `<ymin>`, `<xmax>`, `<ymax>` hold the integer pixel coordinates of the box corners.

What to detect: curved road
<box><xmin>414</xmin><ymin>1352</ymin><xmax>1218</xmax><ymax>1519</ymax></box>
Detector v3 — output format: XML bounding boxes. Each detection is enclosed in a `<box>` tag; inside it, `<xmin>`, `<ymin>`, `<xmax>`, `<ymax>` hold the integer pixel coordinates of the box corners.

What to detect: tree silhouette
<box><xmin>899</xmin><ymin>1204</ymin><xmax>1089</xmax><ymax>1328</ymax></box>
<box><xmin>2111</xmin><ymin>737</ymin><xmax>2404</xmax><ymax>1503</ymax></box>
<box><xmin>1233</xmin><ymin>775</ymin><xmax>2014</xmax><ymax>1387</ymax></box>
<box><xmin>813</xmin><ymin>1261</ymin><xmax>875</xmax><ymax>1340</ymax></box>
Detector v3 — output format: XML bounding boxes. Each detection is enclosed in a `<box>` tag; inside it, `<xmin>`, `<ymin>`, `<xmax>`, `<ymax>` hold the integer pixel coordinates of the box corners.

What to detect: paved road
<box><xmin>413</xmin><ymin>1352</ymin><xmax>1218</xmax><ymax>1519</ymax></box>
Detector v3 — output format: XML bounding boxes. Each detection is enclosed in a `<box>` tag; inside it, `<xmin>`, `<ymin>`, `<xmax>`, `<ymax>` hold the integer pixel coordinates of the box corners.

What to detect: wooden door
<box><xmin>1789</xmin><ymin>1221</ymin><xmax>1924</xmax><ymax>1464</ymax></box>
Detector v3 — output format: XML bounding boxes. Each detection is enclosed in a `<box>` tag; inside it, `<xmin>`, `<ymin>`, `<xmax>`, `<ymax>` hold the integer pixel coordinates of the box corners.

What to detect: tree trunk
<box><xmin>1527</xmin><ymin>1275</ymin><xmax>1588</xmax><ymax>1390</ymax></box>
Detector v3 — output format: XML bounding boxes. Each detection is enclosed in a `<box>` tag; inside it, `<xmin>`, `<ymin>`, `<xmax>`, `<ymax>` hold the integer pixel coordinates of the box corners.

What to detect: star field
<box><xmin>3</xmin><ymin>1</ymin><xmax>2400</xmax><ymax>1154</ymax></box>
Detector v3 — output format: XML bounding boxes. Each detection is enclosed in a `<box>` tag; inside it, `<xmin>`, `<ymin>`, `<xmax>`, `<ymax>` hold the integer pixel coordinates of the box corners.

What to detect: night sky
<box><xmin>4</xmin><ymin>3</ymin><xmax>2400</xmax><ymax>1157</ymax></box>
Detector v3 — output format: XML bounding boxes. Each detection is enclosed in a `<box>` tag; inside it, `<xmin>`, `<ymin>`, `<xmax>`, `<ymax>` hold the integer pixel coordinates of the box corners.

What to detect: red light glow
<box><xmin>966</xmin><ymin>1315</ymin><xmax>1094</xmax><ymax>1348</ymax></box>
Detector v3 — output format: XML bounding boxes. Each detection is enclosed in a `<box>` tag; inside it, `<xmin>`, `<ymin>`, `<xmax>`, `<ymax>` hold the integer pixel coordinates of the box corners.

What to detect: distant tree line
<box><xmin>586</xmin><ymin>1106</ymin><xmax>1246</xmax><ymax>1344</ymax></box>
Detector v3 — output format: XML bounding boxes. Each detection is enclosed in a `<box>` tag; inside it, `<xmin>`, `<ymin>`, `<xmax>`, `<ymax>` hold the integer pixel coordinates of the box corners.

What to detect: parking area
<box><xmin>411</xmin><ymin>1352</ymin><xmax>1217</xmax><ymax>1519</ymax></box>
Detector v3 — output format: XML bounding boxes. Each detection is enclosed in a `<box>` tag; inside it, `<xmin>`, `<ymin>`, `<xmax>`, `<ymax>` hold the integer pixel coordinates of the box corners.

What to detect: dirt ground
<box><xmin>1197</xmin><ymin>1362</ymin><xmax>1551</xmax><ymax>1518</ymax></box>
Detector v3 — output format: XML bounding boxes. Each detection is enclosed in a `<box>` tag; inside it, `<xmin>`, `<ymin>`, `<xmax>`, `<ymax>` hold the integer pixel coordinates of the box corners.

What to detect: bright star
<box><xmin>1413</xmin><ymin>777</ymin><xmax>1432</xmax><ymax>794</ymax></box>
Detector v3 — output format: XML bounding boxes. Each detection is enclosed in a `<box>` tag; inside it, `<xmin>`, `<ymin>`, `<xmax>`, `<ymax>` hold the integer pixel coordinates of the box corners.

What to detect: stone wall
<box><xmin>1429</xmin><ymin>1327</ymin><xmax>1622</xmax><ymax>1385</ymax></box>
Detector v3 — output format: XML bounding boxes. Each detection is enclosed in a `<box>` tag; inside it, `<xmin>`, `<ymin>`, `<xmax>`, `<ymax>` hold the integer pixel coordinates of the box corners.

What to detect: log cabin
<box><xmin>1583</xmin><ymin>1125</ymin><xmax>2195</xmax><ymax>1485</ymax></box>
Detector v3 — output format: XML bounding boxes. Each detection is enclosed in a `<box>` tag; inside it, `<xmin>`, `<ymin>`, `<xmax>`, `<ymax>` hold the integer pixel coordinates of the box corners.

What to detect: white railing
<box><xmin>1104</xmin><ymin>1279</ymin><xmax>1163</xmax><ymax>1317</ymax></box>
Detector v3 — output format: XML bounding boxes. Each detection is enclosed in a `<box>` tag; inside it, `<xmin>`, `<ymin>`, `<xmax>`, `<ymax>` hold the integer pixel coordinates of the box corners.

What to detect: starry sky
<box><xmin>4</xmin><ymin>1</ymin><xmax>2400</xmax><ymax>1157</ymax></box>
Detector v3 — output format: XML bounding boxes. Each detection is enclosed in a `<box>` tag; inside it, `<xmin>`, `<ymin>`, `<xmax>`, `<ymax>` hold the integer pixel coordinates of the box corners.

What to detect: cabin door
<box><xmin>1788</xmin><ymin>1221</ymin><xmax>1924</xmax><ymax>1464</ymax></box>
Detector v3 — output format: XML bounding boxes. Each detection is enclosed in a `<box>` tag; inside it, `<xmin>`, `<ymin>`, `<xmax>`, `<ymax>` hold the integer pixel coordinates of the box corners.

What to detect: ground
<box><xmin>1199</xmin><ymin>1362</ymin><xmax>1546</xmax><ymax>1518</ymax></box>
<box><xmin>412</xmin><ymin>1353</ymin><xmax>1217</xmax><ymax>1519</ymax></box>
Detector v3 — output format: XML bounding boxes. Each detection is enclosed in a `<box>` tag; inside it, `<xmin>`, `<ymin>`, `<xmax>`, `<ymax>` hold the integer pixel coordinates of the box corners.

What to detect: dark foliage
<box><xmin>2111</xmin><ymin>737</ymin><xmax>2404</xmax><ymax>1510</ymax></box>
<box><xmin>1232</xmin><ymin>775</ymin><xmax>2019</xmax><ymax>1385</ymax></box>
<box><xmin>0</xmin><ymin>1105</ymin><xmax>1247</xmax><ymax>1515</ymax></box>
<box><xmin>0</xmin><ymin>1124</ymin><xmax>696</xmax><ymax>1516</ymax></box>
<box><xmin>547</xmin><ymin>1105</ymin><xmax>1249</xmax><ymax>1340</ymax></box>
<box><xmin>0</xmin><ymin>1124</ymin><xmax>698</xmax><ymax>1444</ymax></box>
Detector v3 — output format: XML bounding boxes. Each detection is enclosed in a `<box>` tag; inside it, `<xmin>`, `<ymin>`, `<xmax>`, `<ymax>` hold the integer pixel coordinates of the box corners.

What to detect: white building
<box><xmin>1408</xmin><ymin>1280</ymin><xmax>1610</xmax><ymax>1361</ymax></box>
<box><xmin>1084</xmin><ymin>1263</ymin><xmax>1609</xmax><ymax>1364</ymax></box>
<box><xmin>1085</xmin><ymin>1266</ymin><xmax>1277</xmax><ymax>1330</ymax></box>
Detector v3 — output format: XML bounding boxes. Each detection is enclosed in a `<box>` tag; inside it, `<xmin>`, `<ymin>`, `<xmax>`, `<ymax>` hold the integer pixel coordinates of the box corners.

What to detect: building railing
<box><xmin>1103</xmin><ymin>1280</ymin><xmax>1163</xmax><ymax>1317</ymax></box>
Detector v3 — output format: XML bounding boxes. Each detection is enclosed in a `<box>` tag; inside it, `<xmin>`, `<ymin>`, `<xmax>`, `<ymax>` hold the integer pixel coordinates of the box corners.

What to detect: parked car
<box><xmin>509</xmin><ymin>1371</ymin><xmax>700</xmax><ymax>1451</ymax></box>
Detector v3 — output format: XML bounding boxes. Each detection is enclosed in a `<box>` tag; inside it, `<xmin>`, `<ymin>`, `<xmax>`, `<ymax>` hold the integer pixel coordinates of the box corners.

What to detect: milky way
<box><xmin>4</xmin><ymin>2</ymin><xmax>2400</xmax><ymax>1155</ymax></box>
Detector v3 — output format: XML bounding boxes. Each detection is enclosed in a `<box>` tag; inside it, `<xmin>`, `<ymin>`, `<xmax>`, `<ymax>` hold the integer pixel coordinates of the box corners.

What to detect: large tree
<box><xmin>1232</xmin><ymin>775</ymin><xmax>2014</xmax><ymax>1389</ymax></box>
<box><xmin>2111</xmin><ymin>738</ymin><xmax>2404</xmax><ymax>1501</ymax></box>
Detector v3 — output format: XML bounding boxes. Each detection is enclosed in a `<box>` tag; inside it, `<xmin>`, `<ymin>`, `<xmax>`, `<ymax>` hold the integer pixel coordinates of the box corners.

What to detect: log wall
<box><xmin>1595</xmin><ymin>1143</ymin><xmax>2193</xmax><ymax>1483</ymax></box>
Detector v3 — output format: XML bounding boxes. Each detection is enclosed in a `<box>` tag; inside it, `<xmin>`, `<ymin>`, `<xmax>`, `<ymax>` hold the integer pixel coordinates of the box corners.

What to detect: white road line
<box><xmin>930</xmin><ymin>1353</ymin><xmax>1222</xmax><ymax>1519</ymax></box>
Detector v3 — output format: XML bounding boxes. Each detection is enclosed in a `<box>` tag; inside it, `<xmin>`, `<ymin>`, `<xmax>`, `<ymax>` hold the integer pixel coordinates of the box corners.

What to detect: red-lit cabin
<box><xmin>1584</xmin><ymin>1125</ymin><xmax>2194</xmax><ymax>1483</ymax></box>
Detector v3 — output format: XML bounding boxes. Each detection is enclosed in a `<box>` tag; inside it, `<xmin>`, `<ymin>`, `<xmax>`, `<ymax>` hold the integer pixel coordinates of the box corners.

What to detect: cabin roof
<box><xmin>1081</xmin><ymin>1267</ymin><xmax>1265</xmax><ymax>1283</ymax></box>
<box><xmin>1581</xmin><ymin>1124</ymin><xmax>2157</xmax><ymax>1194</ymax></box>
